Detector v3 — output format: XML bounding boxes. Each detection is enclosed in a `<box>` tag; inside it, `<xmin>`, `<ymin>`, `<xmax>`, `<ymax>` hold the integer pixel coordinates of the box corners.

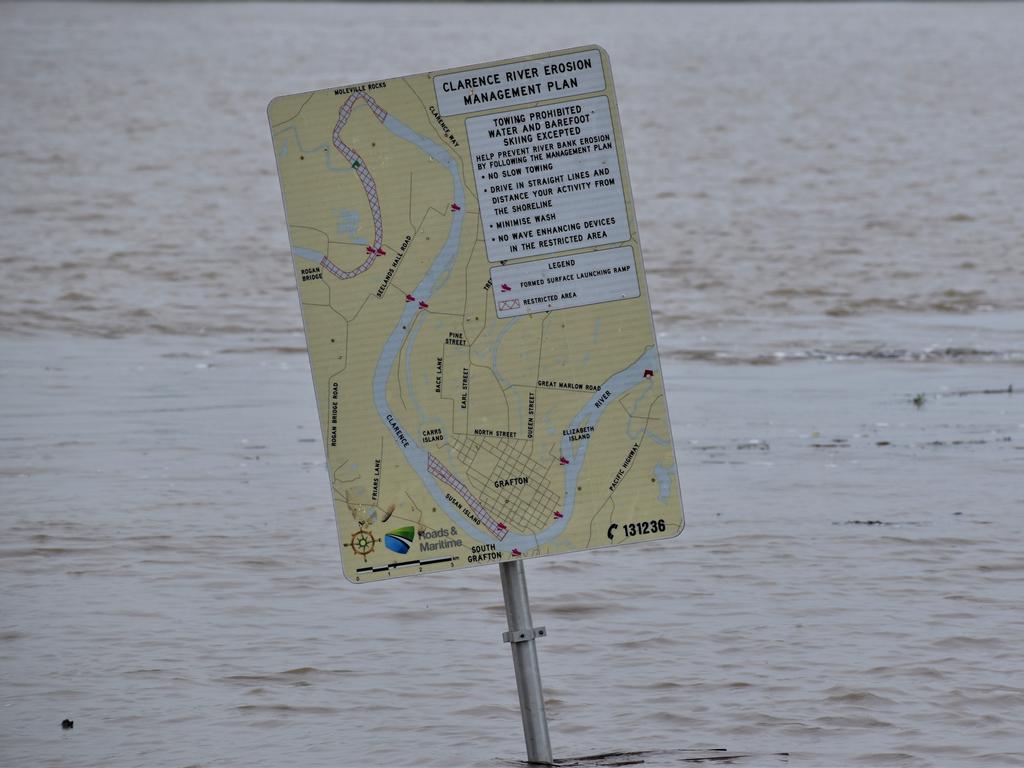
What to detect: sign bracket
<box><xmin>503</xmin><ymin>626</ymin><xmax>547</xmax><ymax>644</ymax></box>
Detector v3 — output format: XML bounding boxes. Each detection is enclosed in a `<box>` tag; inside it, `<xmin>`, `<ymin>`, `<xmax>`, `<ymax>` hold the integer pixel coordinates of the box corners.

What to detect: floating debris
<box><xmin>923</xmin><ymin>437</ymin><xmax>1011</xmax><ymax>448</ymax></box>
<box><xmin>949</xmin><ymin>384</ymin><xmax>1014</xmax><ymax>397</ymax></box>
<box><xmin>909</xmin><ymin>385</ymin><xmax>1013</xmax><ymax>404</ymax></box>
<box><xmin>737</xmin><ymin>440</ymin><xmax>770</xmax><ymax>451</ymax></box>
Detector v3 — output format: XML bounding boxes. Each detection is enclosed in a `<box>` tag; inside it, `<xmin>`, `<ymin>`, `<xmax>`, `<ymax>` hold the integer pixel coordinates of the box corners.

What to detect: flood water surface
<box><xmin>2</xmin><ymin>3</ymin><xmax>1023</xmax><ymax>766</ymax></box>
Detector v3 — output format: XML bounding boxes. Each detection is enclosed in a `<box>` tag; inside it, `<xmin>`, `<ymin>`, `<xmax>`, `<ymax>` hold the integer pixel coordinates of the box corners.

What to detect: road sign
<box><xmin>269</xmin><ymin>46</ymin><xmax>684</xmax><ymax>583</ymax></box>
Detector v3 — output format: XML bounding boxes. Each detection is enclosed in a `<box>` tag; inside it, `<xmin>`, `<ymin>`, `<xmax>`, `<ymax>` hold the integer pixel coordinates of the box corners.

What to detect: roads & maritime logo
<box><xmin>384</xmin><ymin>526</ymin><xmax>416</xmax><ymax>555</ymax></box>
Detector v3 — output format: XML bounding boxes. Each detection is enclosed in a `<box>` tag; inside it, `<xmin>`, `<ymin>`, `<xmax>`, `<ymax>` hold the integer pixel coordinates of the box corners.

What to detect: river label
<box><xmin>268</xmin><ymin>45</ymin><xmax>684</xmax><ymax>584</ymax></box>
<box><xmin>467</xmin><ymin>96</ymin><xmax>631</xmax><ymax>263</ymax></box>
<box><xmin>491</xmin><ymin>246</ymin><xmax>640</xmax><ymax>318</ymax></box>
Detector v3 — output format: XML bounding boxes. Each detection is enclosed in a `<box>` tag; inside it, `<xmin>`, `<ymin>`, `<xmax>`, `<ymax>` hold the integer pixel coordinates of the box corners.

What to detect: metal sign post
<box><xmin>500</xmin><ymin>560</ymin><xmax>553</xmax><ymax>765</ymax></box>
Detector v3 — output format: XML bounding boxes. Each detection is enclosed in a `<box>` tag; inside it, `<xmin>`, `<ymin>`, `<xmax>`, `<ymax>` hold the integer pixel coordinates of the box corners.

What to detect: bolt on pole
<box><xmin>499</xmin><ymin>559</ymin><xmax>553</xmax><ymax>765</ymax></box>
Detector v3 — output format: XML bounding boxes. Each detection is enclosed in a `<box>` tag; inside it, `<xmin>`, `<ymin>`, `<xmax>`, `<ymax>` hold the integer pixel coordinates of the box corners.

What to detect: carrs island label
<box><xmin>268</xmin><ymin>45</ymin><xmax>683</xmax><ymax>583</ymax></box>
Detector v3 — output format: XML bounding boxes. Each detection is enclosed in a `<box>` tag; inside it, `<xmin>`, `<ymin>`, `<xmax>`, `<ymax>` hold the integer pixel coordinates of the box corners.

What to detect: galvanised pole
<box><xmin>499</xmin><ymin>559</ymin><xmax>553</xmax><ymax>765</ymax></box>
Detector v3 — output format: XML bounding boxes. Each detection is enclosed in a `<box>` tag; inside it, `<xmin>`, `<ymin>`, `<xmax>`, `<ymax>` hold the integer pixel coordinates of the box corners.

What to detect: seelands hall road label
<box><xmin>468</xmin><ymin>96</ymin><xmax>631</xmax><ymax>263</ymax></box>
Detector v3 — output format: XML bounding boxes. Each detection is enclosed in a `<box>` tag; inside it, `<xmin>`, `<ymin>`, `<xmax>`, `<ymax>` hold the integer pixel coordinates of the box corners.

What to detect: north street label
<box><xmin>491</xmin><ymin>246</ymin><xmax>640</xmax><ymax>318</ymax></box>
<box><xmin>468</xmin><ymin>96</ymin><xmax>631</xmax><ymax>263</ymax></box>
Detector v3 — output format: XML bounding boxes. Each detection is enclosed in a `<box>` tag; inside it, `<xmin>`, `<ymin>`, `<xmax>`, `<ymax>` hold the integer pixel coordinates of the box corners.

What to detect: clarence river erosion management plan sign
<box><xmin>269</xmin><ymin>46</ymin><xmax>684</xmax><ymax>582</ymax></box>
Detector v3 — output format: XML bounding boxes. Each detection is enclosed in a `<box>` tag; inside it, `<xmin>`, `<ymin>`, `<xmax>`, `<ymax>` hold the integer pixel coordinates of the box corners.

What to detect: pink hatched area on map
<box><xmin>322</xmin><ymin>92</ymin><xmax>388</xmax><ymax>280</ymax></box>
<box><xmin>427</xmin><ymin>454</ymin><xmax>509</xmax><ymax>541</ymax></box>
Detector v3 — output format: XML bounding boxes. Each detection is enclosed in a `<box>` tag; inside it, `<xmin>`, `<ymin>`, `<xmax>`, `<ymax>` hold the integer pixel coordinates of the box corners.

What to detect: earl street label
<box><xmin>469</xmin><ymin>96</ymin><xmax>631</xmax><ymax>263</ymax></box>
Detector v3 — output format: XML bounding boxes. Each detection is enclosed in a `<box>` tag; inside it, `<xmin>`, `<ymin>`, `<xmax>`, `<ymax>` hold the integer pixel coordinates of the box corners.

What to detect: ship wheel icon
<box><xmin>347</xmin><ymin>527</ymin><xmax>377</xmax><ymax>561</ymax></box>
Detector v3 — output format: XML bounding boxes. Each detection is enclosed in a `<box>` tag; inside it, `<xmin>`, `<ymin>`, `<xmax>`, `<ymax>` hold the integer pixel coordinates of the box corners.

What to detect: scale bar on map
<box><xmin>355</xmin><ymin>556</ymin><xmax>455</xmax><ymax>575</ymax></box>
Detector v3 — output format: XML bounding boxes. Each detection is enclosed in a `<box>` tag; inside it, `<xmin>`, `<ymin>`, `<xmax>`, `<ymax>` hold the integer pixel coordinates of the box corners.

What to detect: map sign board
<box><xmin>269</xmin><ymin>46</ymin><xmax>684</xmax><ymax>583</ymax></box>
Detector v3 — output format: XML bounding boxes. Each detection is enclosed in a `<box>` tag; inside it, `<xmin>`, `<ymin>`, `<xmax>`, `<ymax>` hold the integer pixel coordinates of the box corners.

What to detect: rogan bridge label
<box><xmin>269</xmin><ymin>45</ymin><xmax>684</xmax><ymax>583</ymax></box>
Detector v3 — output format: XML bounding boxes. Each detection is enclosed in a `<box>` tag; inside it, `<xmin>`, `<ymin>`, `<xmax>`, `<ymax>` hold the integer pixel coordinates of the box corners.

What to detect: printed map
<box><xmin>269</xmin><ymin>46</ymin><xmax>683</xmax><ymax>582</ymax></box>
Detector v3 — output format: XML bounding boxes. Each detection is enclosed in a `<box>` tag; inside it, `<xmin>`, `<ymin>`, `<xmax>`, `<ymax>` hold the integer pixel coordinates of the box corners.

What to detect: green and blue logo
<box><xmin>384</xmin><ymin>526</ymin><xmax>415</xmax><ymax>555</ymax></box>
